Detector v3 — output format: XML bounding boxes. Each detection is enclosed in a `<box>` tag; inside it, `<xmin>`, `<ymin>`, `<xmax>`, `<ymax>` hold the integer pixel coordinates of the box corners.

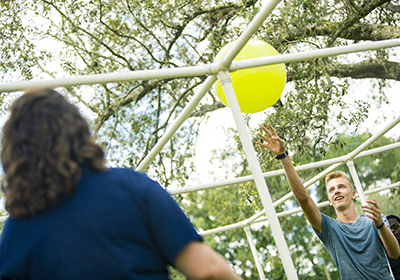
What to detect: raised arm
<box><xmin>257</xmin><ymin>123</ymin><xmax>322</xmax><ymax>233</ymax></box>
<box><xmin>361</xmin><ymin>199</ymin><xmax>400</xmax><ymax>259</ymax></box>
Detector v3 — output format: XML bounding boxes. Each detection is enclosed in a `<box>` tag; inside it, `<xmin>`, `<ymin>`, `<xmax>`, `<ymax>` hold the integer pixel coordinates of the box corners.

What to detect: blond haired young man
<box><xmin>257</xmin><ymin>123</ymin><xmax>400</xmax><ymax>280</ymax></box>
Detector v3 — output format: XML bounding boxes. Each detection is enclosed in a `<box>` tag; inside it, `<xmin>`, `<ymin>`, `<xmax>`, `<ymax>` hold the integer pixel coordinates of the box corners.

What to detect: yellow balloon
<box><xmin>214</xmin><ymin>39</ymin><xmax>286</xmax><ymax>113</ymax></box>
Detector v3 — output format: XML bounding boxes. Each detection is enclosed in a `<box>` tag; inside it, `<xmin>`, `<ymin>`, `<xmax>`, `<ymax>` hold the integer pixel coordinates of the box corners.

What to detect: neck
<box><xmin>335</xmin><ymin>205</ymin><xmax>360</xmax><ymax>223</ymax></box>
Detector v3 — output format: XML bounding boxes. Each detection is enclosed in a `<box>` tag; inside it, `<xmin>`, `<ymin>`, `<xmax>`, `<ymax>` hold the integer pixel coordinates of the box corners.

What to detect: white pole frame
<box><xmin>0</xmin><ymin>0</ymin><xmax>399</xmax><ymax>277</ymax></box>
<box><xmin>1</xmin><ymin>39</ymin><xmax>400</xmax><ymax>93</ymax></box>
<box><xmin>195</xmin><ymin>116</ymin><xmax>400</xmax><ymax>235</ymax></box>
<box><xmin>200</xmin><ymin>181</ymin><xmax>400</xmax><ymax>236</ymax></box>
<box><xmin>217</xmin><ymin>70</ymin><xmax>298</xmax><ymax>279</ymax></box>
<box><xmin>167</xmin><ymin>142</ymin><xmax>400</xmax><ymax>195</ymax></box>
<box><xmin>244</xmin><ymin>225</ymin><xmax>267</xmax><ymax>280</ymax></box>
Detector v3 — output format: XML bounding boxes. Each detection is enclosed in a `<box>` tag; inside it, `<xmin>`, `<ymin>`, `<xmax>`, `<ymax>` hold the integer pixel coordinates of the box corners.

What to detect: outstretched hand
<box><xmin>256</xmin><ymin>123</ymin><xmax>286</xmax><ymax>156</ymax></box>
<box><xmin>361</xmin><ymin>198</ymin><xmax>383</xmax><ymax>227</ymax></box>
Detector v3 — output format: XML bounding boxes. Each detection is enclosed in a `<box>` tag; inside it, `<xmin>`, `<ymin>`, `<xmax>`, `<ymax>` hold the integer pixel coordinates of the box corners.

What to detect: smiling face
<box><xmin>388</xmin><ymin>218</ymin><xmax>400</xmax><ymax>243</ymax></box>
<box><xmin>326</xmin><ymin>177</ymin><xmax>356</xmax><ymax>211</ymax></box>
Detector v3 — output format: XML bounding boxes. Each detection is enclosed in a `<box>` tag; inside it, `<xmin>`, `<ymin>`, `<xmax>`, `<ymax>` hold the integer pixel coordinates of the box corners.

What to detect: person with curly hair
<box><xmin>0</xmin><ymin>88</ymin><xmax>242</xmax><ymax>280</ymax></box>
<box><xmin>257</xmin><ymin>123</ymin><xmax>400</xmax><ymax>280</ymax></box>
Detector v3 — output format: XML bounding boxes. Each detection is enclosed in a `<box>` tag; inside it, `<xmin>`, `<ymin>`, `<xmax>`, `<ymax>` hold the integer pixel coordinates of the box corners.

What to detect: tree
<box><xmin>180</xmin><ymin>131</ymin><xmax>399</xmax><ymax>279</ymax></box>
<box><xmin>1</xmin><ymin>0</ymin><xmax>400</xmax><ymax>177</ymax></box>
<box><xmin>1</xmin><ymin>0</ymin><xmax>400</xmax><ymax>278</ymax></box>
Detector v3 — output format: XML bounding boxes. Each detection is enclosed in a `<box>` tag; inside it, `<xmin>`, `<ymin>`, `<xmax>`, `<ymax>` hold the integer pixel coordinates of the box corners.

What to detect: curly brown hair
<box><xmin>1</xmin><ymin>88</ymin><xmax>106</xmax><ymax>218</ymax></box>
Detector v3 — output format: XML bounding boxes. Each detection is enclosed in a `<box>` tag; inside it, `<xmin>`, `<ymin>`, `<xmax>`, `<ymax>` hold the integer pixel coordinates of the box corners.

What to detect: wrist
<box><xmin>376</xmin><ymin>221</ymin><xmax>384</xmax><ymax>229</ymax></box>
<box><xmin>275</xmin><ymin>151</ymin><xmax>288</xmax><ymax>160</ymax></box>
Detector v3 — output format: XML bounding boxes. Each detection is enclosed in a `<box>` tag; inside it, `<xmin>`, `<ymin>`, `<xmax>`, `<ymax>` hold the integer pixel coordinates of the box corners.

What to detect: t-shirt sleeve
<box><xmin>312</xmin><ymin>213</ymin><xmax>330</xmax><ymax>244</ymax></box>
<box><xmin>142</xmin><ymin>177</ymin><xmax>202</xmax><ymax>265</ymax></box>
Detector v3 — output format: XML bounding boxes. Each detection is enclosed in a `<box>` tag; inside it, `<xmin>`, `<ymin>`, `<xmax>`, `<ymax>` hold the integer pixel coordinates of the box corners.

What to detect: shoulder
<box><xmin>80</xmin><ymin>167</ymin><xmax>165</xmax><ymax>197</ymax></box>
<box><xmin>109</xmin><ymin>168</ymin><xmax>169</xmax><ymax>196</ymax></box>
<box><xmin>320</xmin><ymin>213</ymin><xmax>334</xmax><ymax>224</ymax></box>
<box><xmin>313</xmin><ymin>213</ymin><xmax>332</xmax><ymax>234</ymax></box>
<box><xmin>88</xmin><ymin>167</ymin><xmax>156</xmax><ymax>184</ymax></box>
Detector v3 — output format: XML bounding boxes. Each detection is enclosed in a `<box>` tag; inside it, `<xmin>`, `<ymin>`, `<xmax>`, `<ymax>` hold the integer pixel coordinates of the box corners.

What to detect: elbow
<box><xmin>389</xmin><ymin>250</ymin><xmax>400</xmax><ymax>260</ymax></box>
<box><xmin>389</xmin><ymin>252</ymin><xmax>400</xmax><ymax>259</ymax></box>
<box><xmin>297</xmin><ymin>195</ymin><xmax>313</xmax><ymax>207</ymax></box>
<box><xmin>388</xmin><ymin>243</ymin><xmax>400</xmax><ymax>259</ymax></box>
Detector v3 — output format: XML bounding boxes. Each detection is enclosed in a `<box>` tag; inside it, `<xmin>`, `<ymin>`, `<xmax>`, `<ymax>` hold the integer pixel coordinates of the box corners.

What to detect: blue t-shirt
<box><xmin>313</xmin><ymin>213</ymin><xmax>392</xmax><ymax>280</ymax></box>
<box><xmin>0</xmin><ymin>168</ymin><xmax>202</xmax><ymax>280</ymax></box>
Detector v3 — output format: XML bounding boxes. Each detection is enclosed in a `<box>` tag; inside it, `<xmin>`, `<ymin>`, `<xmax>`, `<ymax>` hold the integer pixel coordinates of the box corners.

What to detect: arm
<box><xmin>257</xmin><ymin>123</ymin><xmax>322</xmax><ymax>233</ymax></box>
<box><xmin>361</xmin><ymin>199</ymin><xmax>400</xmax><ymax>259</ymax></box>
<box><xmin>174</xmin><ymin>241</ymin><xmax>243</xmax><ymax>280</ymax></box>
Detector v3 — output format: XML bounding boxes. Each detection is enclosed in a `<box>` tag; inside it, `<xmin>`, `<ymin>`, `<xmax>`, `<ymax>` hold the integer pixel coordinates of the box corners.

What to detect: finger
<box><xmin>363</xmin><ymin>208</ymin><xmax>380</xmax><ymax>220</ymax></box>
<box><xmin>369</xmin><ymin>198</ymin><xmax>379</xmax><ymax>206</ymax></box>
<box><xmin>362</xmin><ymin>205</ymin><xmax>377</xmax><ymax>212</ymax></box>
<box><xmin>261</xmin><ymin>125</ymin><xmax>272</xmax><ymax>138</ymax></box>
<box><xmin>256</xmin><ymin>141</ymin><xmax>268</xmax><ymax>148</ymax></box>
<box><xmin>363</xmin><ymin>209</ymin><xmax>378</xmax><ymax>220</ymax></box>
<box><xmin>267</xmin><ymin>123</ymin><xmax>277</xmax><ymax>136</ymax></box>
<box><xmin>366</xmin><ymin>199</ymin><xmax>377</xmax><ymax>205</ymax></box>
<box><xmin>362</xmin><ymin>208</ymin><xmax>375</xmax><ymax>215</ymax></box>
<box><xmin>257</xmin><ymin>132</ymin><xmax>269</xmax><ymax>142</ymax></box>
<box><xmin>366</xmin><ymin>199</ymin><xmax>381</xmax><ymax>211</ymax></box>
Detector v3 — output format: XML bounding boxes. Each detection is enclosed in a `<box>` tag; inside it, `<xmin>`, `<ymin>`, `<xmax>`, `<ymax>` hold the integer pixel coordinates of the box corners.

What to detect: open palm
<box><xmin>256</xmin><ymin>123</ymin><xmax>286</xmax><ymax>156</ymax></box>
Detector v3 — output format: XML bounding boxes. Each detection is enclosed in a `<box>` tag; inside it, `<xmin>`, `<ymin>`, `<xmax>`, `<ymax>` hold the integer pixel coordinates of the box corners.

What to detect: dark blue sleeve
<box><xmin>142</xmin><ymin>178</ymin><xmax>202</xmax><ymax>265</ymax></box>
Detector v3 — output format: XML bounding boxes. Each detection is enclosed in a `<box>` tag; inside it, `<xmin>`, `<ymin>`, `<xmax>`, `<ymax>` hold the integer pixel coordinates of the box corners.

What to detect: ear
<box><xmin>328</xmin><ymin>199</ymin><xmax>332</xmax><ymax>206</ymax></box>
<box><xmin>351</xmin><ymin>190</ymin><xmax>356</xmax><ymax>200</ymax></box>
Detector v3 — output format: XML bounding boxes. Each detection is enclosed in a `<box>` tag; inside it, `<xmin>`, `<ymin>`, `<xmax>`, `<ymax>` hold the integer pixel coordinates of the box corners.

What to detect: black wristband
<box><xmin>275</xmin><ymin>151</ymin><xmax>288</xmax><ymax>160</ymax></box>
<box><xmin>376</xmin><ymin>221</ymin><xmax>384</xmax><ymax>229</ymax></box>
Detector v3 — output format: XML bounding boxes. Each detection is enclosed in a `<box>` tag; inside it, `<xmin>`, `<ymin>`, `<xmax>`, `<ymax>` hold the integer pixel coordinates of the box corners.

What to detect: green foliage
<box><xmin>324</xmin><ymin>132</ymin><xmax>400</xmax><ymax>190</ymax></box>
<box><xmin>1</xmin><ymin>0</ymin><xmax>400</xmax><ymax>278</ymax></box>
<box><xmin>195</xmin><ymin>127</ymin><xmax>399</xmax><ymax>278</ymax></box>
<box><xmin>354</xmin><ymin>192</ymin><xmax>400</xmax><ymax>219</ymax></box>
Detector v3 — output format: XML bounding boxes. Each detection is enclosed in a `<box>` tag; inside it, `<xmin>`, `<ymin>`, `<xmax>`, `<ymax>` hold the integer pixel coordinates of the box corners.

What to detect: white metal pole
<box><xmin>2</xmin><ymin>39</ymin><xmax>400</xmax><ymax>93</ymax></box>
<box><xmin>272</xmin><ymin>162</ymin><xmax>344</xmax><ymax>208</ymax></box>
<box><xmin>3</xmin><ymin>182</ymin><xmax>398</xmax><ymax>226</ymax></box>
<box><xmin>253</xmin><ymin>182</ymin><xmax>400</xmax><ymax>224</ymax></box>
<box><xmin>346</xmin><ymin>116</ymin><xmax>400</xmax><ymax>160</ymax></box>
<box><xmin>217</xmin><ymin>70</ymin><xmax>298</xmax><ymax>280</ymax></box>
<box><xmin>244</xmin><ymin>226</ymin><xmax>267</xmax><ymax>280</ymax></box>
<box><xmin>0</xmin><ymin>65</ymin><xmax>213</xmax><ymax>92</ymax></box>
<box><xmin>219</xmin><ymin>0</ymin><xmax>283</xmax><ymax>67</ymax></box>
<box><xmin>199</xmin><ymin>181</ymin><xmax>400</xmax><ymax>235</ymax></box>
<box><xmin>199</xmin><ymin>162</ymin><xmax>343</xmax><ymax>236</ymax></box>
<box><xmin>168</xmin><ymin>142</ymin><xmax>400</xmax><ymax>195</ymax></box>
<box><xmin>346</xmin><ymin>160</ymin><xmax>367</xmax><ymax>206</ymax></box>
<box><xmin>136</xmin><ymin>76</ymin><xmax>217</xmax><ymax>171</ymax></box>
<box><xmin>233</xmin><ymin>39</ymin><xmax>400</xmax><ymax>70</ymax></box>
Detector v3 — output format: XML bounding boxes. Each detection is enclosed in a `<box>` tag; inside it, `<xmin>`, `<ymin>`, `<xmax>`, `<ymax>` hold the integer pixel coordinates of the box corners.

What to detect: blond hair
<box><xmin>325</xmin><ymin>171</ymin><xmax>354</xmax><ymax>190</ymax></box>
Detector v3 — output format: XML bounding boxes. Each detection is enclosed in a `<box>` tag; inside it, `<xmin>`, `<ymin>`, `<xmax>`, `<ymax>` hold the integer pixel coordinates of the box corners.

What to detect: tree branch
<box><xmin>287</xmin><ymin>58</ymin><xmax>400</xmax><ymax>81</ymax></box>
<box><xmin>189</xmin><ymin>101</ymin><xmax>226</xmax><ymax>117</ymax></box>
<box><xmin>382</xmin><ymin>1</ymin><xmax>400</xmax><ymax>12</ymax></box>
<box><xmin>325</xmin><ymin>58</ymin><xmax>400</xmax><ymax>80</ymax></box>
<box><xmin>327</xmin><ymin>0</ymin><xmax>391</xmax><ymax>44</ymax></box>
<box><xmin>283</xmin><ymin>22</ymin><xmax>400</xmax><ymax>43</ymax></box>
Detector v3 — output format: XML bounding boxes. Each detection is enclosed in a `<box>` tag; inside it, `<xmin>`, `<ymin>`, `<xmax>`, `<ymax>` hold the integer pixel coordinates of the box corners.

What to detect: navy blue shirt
<box><xmin>389</xmin><ymin>254</ymin><xmax>400</xmax><ymax>280</ymax></box>
<box><xmin>0</xmin><ymin>168</ymin><xmax>202</xmax><ymax>279</ymax></box>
